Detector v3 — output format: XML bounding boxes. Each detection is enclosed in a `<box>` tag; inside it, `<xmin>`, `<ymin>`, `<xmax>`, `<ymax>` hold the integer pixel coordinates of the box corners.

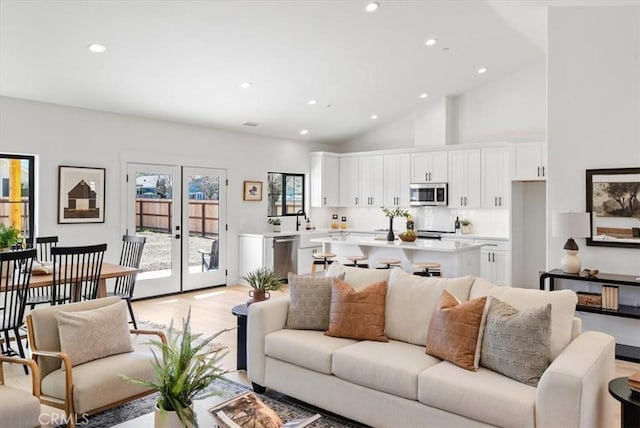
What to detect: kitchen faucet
<box><xmin>295</xmin><ymin>209</ymin><xmax>307</xmax><ymax>231</ymax></box>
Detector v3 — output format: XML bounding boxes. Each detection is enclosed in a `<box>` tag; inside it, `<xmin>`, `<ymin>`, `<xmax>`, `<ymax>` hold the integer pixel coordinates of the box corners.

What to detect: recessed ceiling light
<box><xmin>420</xmin><ymin>93</ymin><xmax>429</xmax><ymax>99</ymax></box>
<box><xmin>239</xmin><ymin>81</ymin><xmax>253</xmax><ymax>88</ymax></box>
<box><xmin>477</xmin><ymin>67</ymin><xmax>488</xmax><ymax>74</ymax></box>
<box><xmin>307</xmin><ymin>99</ymin><xmax>318</xmax><ymax>105</ymax></box>
<box><xmin>365</xmin><ymin>2</ymin><xmax>379</xmax><ymax>12</ymax></box>
<box><xmin>300</xmin><ymin>129</ymin><xmax>309</xmax><ymax>135</ymax></box>
<box><xmin>87</xmin><ymin>43</ymin><xmax>107</xmax><ymax>53</ymax></box>
<box><xmin>370</xmin><ymin>114</ymin><xmax>379</xmax><ymax>120</ymax></box>
<box><xmin>425</xmin><ymin>38</ymin><xmax>438</xmax><ymax>47</ymax></box>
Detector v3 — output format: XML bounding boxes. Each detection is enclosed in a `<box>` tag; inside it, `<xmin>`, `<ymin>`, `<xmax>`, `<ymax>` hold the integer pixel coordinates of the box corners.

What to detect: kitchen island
<box><xmin>310</xmin><ymin>237</ymin><xmax>483</xmax><ymax>277</ymax></box>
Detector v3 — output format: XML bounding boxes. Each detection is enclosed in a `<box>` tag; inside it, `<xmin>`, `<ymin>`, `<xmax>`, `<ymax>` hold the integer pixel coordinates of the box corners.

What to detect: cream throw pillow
<box><xmin>56</xmin><ymin>300</ymin><xmax>134</xmax><ymax>366</ymax></box>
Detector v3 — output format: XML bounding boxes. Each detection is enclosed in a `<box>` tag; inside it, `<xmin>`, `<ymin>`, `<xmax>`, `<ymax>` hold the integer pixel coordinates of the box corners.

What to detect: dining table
<box><xmin>27</xmin><ymin>262</ymin><xmax>138</xmax><ymax>298</ymax></box>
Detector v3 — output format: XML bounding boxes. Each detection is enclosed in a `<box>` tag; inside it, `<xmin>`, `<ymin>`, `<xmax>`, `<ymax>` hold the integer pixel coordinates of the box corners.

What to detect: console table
<box><xmin>539</xmin><ymin>269</ymin><xmax>640</xmax><ymax>362</ymax></box>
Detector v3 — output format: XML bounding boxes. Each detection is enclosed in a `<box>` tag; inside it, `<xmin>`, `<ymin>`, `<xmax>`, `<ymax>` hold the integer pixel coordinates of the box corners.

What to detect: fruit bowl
<box><xmin>399</xmin><ymin>232</ymin><xmax>416</xmax><ymax>242</ymax></box>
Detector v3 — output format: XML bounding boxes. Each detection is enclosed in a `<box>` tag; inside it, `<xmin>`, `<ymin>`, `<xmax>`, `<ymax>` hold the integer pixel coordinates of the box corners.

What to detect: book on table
<box><xmin>210</xmin><ymin>391</ymin><xmax>321</xmax><ymax>428</ymax></box>
<box><xmin>629</xmin><ymin>371</ymin><xmax>640</xmax><ymax>393</ymax></box>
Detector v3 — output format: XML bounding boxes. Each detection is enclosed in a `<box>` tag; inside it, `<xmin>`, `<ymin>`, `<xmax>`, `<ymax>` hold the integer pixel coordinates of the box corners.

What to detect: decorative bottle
<box><xmin>341</xmin><ymin>216</ymin><xmax>348</xmax><ymax>229</ymax></box>
<box><xmin>331</xmin><ymin>214</ymin><xmax>339</xmax><ymax>229</ymax></box>
<box><xmin>455</xmin><ymin>216</ymin><xmax>461</xmax><ymax>234</ymax></box>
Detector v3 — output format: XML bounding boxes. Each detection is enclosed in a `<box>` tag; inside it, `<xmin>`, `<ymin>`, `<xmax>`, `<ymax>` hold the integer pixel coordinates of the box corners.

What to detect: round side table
<box><xmin>231</xmin><ymin>304</ymin><xmax>248</xmax><ymax>371</ymax></box>
<box><xmin>608</xmin><ymin>377</ymin><xmax>640</xmax><ymax>428</ymax></box>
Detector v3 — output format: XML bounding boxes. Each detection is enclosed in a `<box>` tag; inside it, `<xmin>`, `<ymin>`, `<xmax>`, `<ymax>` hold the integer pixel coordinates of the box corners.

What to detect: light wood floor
<box><xmin>3</xmin><ymin>284</ymin><xmax>639</xmax><ymax>427</ymax></box>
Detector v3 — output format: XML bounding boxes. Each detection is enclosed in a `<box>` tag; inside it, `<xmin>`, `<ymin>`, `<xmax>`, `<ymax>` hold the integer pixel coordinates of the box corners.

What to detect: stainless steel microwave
<box><xmin>409</xmin><ymin>183</ymin><xmax>448</xmax><ymax>206</ymax></box>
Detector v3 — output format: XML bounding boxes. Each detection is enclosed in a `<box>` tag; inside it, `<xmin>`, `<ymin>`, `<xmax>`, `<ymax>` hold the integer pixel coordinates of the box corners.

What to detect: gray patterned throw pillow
<box><xmin>286</xmin><ymin>272</ymin><xmax>345</xmax><ymax>330</ymax></box>
<box><xmin>480</xmin><ymin>297</ymin><xmax>552</xmax><ymax>386</ymax></box>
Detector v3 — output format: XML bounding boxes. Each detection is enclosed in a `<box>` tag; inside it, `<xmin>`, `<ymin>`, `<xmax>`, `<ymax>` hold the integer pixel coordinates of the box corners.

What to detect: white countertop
<box><xmin>310</xmin><ymin>237</ymin><xmax>484</xmax><ymax>253</ymax></box>
<box><xmin>239</xmin><ymin>229</ymin><xmax>508</xmax><ymax>241</ymax></box>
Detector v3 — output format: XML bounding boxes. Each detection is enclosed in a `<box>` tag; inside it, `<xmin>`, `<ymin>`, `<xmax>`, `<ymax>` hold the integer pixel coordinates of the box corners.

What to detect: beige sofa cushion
<box><xmin>418</xmin><ymin>361</ymin><xmax>536</xmax><ymax>428</ymax></box>
<box><xmin>56</xmin><ymin>300</ymin><xmax>134</xmax><ymax>367</ymax></box>
<box><xmin>41</xmin><ymin>351</ymin><xmax>155</xmax><ymax>414</ymax></box>
<box><xmin>325</xmin><ymin>262</ymin><xmax>390</xmax><ymax>290</ymax></box>
<box><xmin>470</xmin><ymin>277</ymin><xmax>577</xmax><ymax>360</ymax></box>
<box><xmin>0</xmin><ymin>386</ymin><xmax>41</xmax><ymax>428</ymax></box>
<box><xmin>265</xmin><ymin>329</ymin><xmax>356</xmax><ymax>374</ymax></box>
<box><xmin>332</xmin><ymin>340</ymin><xmax>440</xmax><ymax>400</ymax></box>
<box><xmin>385</xmin><ymin>269</ymin><xmax>475</xmax><ymax>345</ymax></box>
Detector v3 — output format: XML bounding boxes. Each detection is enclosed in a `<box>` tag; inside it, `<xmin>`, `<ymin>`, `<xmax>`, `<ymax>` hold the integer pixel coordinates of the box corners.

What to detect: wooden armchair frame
<box><xmin>0</xmin><ymin>355</ymin><xmax>41</xmax><ymax>428</ymax></box>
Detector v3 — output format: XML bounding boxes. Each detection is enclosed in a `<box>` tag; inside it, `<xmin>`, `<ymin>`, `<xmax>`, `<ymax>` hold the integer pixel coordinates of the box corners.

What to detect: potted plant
<box><xmin>267</xmin><ymin>218</ymin><xmax>281</xmax><ymax>232</ymax></box>
<box><xmin>242</xmin><ymin>266</ymin><xmax>284</xmax><ymax>305</ymax></box>
<box><xmin>381</xmin><ymin>207</ymin><xmax>410</xmax><ymax>241</ymax></box>
<box><xmin>0</xmin><ymin>224</ymin><xmax>20</xmax><ymax>251</ymax></box>
<box><xmin>123</xmin><ymin>309</ymin><xmax>229</xmax><ymax>428</ymax></box>
<box><xmin>460</xmin><ymin>219</ymin><xmax>472</xmax><ymax>234</ymax></box>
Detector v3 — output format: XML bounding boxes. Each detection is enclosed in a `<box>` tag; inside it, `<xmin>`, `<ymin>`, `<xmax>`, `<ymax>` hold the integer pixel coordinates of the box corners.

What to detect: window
<box><xmin>0</xmin><ymin>154</ymin><xmax>35</xmax><ymax>245</ymax></box>
<box><xmin>267</xmin><ymin>172</ymin><xmax>304</xmax><ymax>216</ymax></box>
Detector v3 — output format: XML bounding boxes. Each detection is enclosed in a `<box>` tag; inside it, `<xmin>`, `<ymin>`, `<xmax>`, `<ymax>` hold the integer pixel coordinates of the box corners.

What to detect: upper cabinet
<box><xmin>339</xmin><ymin>156</ymin><xmax>359</xmax><ymax>207</ymax></box>
<box><xmin>359</xmin><ymin>155</ymin><xmax>384</xmax><ymax>207</ymax></box>
<box><xmin>411</xmin><ymin>151</ymin><xmax>448</xmax><ymax>183</ymax></box>
<box><xmin>448</xmin><ymin>149</ymin><xmax>481</xmax><ymax>208</ymax></box>
<box><xmin>481</xmin><ymin>147</ymin><xmax>510</xmax><ymax>208</ymax></box>
<box><xmin>383</xmin><ymin>154</ymin><xmax>411</xmax><ymax>207</ymax></box>
<box><xmin>511</xmin><ymin>142</ymin><xmax>547</xmax><ymax>181</ymax></box>
<box><xmin>310</xmin><ymin>153</ymin><xmax>339</xmax><ymax>207</ymax></box>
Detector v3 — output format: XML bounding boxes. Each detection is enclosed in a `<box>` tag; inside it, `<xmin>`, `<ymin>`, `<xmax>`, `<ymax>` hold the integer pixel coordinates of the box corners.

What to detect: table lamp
<box><xmin>552</xmin><ymin>212</ymin><xmax>591</xmax><ymax>274</ymax></box>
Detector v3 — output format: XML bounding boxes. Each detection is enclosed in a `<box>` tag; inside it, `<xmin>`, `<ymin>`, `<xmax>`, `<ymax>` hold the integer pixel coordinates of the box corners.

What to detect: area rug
<box><xmin>57</xmin><ymin>377</ymin><xmax>369</xmax><ymax>427</ymax></box>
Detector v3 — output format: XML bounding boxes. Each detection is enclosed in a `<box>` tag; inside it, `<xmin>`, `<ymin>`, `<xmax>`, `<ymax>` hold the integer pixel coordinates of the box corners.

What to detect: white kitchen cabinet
<box><xmin>448</xmin><ymin>149</ymin><xmax>481</xmax><ymax>208</ymax></box>
<box><xmin>478</xmin><ymin>240</ymin><xmax>510</xmax><ymax>286</ymax></box>
<box><xmin>339</xmin><ymin>156</ymin><xmax>359</xmax><ymax>207</ymax></box>
<box><xmin>411</xmin><ymin>151</ymin><xmax>448</xmax><ymax>183</ymax></box>
<box><xmin>359</xmin><ymin>155</ymin><xmax>384</xmax><ymax>207</ymax></box>
<box><xmin>310</xmin><ymin>153</ymin><xmax>339</xmax><ymax>207</ymax></box>
<box><xmin>383</xmin><ymin>154</ymin><xmax>411</xmax><ymax>207</ymax></box>
<box><xmin>511</xmin><ymin>142</ymin><xmax>547</xmax><ymax>181</ymax></box>
<box><xmin>481</xmin><ymin>147</ymin><xmax>510</xmax><ymax>208</ymax></box>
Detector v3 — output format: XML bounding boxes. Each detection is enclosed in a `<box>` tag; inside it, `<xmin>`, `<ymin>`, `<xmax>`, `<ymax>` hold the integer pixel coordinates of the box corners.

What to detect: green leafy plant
<box><xmin>381</xmin><ymin>207</ymin><xmax>410</xmax><ymax>219</ymax></box>
<box><xmin>242</xmin><ymin>266</ymin><xmax>284</xmax><ymax>291</ymax></box>
<box><xmin>460</xmin><ymin>219</ymin><xmax>472</xmax><ymax>226</ymax></box>
<box><xmin>122</xmin><ymin>309</ymin><xmax>230</xmax><ymax>427</ymax></box>
<box><xmin>0</xmin><ymin>224</ymin><xmax>20</xmax><ymax>249</ymax></box>
<box><xmin>267</xmin><ymin>218</ymin><xmax>281</xmax><ymax>226</ymax></box>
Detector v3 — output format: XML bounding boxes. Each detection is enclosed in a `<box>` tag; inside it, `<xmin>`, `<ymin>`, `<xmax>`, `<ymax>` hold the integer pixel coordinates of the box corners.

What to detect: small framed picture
<box><xmin>58</xmin><ymin>166</ymin><xmax>106</xmax><ymax>224</ymax></box>
<box><xmin>243</xmin><ymin>181</ymin><xmax>263</xmax><ymax>201</ymax></box>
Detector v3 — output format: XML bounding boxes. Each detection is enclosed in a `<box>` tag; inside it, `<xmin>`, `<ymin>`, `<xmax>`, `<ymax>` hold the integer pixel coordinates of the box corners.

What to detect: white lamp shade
<box><xmin>552</xmin><ymin>212</ymin><xmax>591</xmax><ymax>239</ymax></box>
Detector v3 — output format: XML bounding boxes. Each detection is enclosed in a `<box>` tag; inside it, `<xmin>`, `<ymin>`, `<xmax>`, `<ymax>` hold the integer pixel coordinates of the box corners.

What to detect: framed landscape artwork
<box><xmin>243</xmin><ymin>181</ymin><xmax>262</xmax><ymax>201</ymax></box>
<box><xmin>586</xmin><ymin>167</ymin><xmax>640</xmax><ymax>248</ymax></box>
<box><xmin>58</xmin><ymin>165</ymin><xmax>106</xmax><ymax>224</ymax></box>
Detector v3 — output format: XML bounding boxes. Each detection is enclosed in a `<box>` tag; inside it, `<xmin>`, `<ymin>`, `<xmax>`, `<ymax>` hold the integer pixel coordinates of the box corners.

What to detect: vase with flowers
<box><xmin>381</xmin><ymin>207</ymin><xmax>410</xmax><ymax>242</ymax></box>
<box><xmin>267</xmin><ymin>218</ymin><xmax>281</xmax><ymax>233</ymax></box>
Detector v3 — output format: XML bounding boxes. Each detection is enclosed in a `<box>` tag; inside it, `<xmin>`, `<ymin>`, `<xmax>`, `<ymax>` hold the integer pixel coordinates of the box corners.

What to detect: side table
<box><xmin>231</xmin><ymin>304</ymin><xmax>248</xmax><ymax>371</ymax></box>
<box><xmin>609</xmin><ymin>377</ymin><xmax>640</xmax><ymax>428</ymax></box>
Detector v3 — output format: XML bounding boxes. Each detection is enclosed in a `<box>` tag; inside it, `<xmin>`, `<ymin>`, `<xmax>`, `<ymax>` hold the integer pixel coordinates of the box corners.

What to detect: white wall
<box><xmin>414</xmin><ymin>97</ymin><xmax>452</xmax><ymax>147</ymax></box>
<box><xmin>337</xmin><ymin>114</ymin><xmax>414</xmax><ymax>153</ymax></box>
<box><xmin>547</xmin><ymin>6</ymin><xmax>640</xmax><ymax>345</ymax></box>
<box><xmin>0</xmin><ymin>96</ymin><xmax>334</xmax><ymax>283</ymax></box>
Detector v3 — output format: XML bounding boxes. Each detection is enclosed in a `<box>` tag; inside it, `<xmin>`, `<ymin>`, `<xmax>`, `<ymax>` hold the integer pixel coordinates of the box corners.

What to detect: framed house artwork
<box><xmin>58</xmin><ymin>165</ymin><xmax>106</xmax><ymax>224</ymax></box>
<box><xmin>243</xmin><ymin>181</ymin><xmax>263</xmax><ymax>201</ymax></box>
<box><xmin>586</xmin><ymin>167</ymin><xmax>640</xmax><ymax>248</ymax></box>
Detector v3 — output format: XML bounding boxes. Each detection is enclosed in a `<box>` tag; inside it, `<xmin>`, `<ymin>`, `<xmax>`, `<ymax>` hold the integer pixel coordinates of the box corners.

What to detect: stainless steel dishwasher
<box><xmin>273</xmin><ymin>235</ymin><xmax>299</xmax><ymax>280</ymax></box>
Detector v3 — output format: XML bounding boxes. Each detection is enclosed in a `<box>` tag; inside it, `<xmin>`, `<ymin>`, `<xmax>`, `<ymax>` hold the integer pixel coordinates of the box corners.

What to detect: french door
<box><xmin>126</xmin><ymin>163</ymin><xmax>227</xmax><ymax>298</ymax></box>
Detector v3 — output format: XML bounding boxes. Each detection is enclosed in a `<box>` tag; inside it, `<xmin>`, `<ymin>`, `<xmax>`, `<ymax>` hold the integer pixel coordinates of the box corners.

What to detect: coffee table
<box><xmin>113</xmin><ymin>395</ymin><xmax>225</xmax><ymax>427</ymax></box>
<box><xmin>609</xmin><ymin>377</ymin><xmax>640</xmax><ymax>428</ymax></box>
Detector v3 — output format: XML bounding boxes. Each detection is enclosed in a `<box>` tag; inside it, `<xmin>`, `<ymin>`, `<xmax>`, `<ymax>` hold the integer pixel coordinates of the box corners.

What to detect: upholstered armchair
<box><xmin>26</xmin><ymin>296</ymin><xmax>165</xmax><ymax>428</ymax></box>
<box><xmin>0</xmin><ymin>355</ymin><xmax>41</xmax><ymax>428</ymax></box>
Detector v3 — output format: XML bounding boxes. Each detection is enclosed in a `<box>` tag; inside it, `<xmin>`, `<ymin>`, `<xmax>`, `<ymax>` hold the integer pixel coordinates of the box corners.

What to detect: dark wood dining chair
<box><xmin>25</xmin><ymin>235</ymin><xmax>59</xmax><ymax>310</ymax></box>
<box><xmin>51</xmin><ymin>243</ymin><xmax>107</xmax><ymax>305</ymax></box>
<box><xmin>198</xmin><ymin>239</ymin><xmax>219</xmax><ymax>271</ymax></box>
<box><xmin>107</xmin><ymin>235</ymin><xmax>145</xmax><ymax>328</ymax></box>
<box><xmin>0</xmin><ymin>248</ymin><xmax>36</xmax><ymax>373</ymax></box>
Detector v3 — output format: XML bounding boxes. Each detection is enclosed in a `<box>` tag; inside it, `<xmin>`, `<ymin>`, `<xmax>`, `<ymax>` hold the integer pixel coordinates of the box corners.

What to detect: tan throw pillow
<box><xmin>56</xmin><ymin>300</ymin><xmax>134</xmax><ymax>366</ymax></box>
<box><xmin>425</xmin><ymin>290</ymin><xmax>487</xmax><ymax>371</ymax></box>
<box><xmin>325</xmin><ymin>279</ymin><xmax>388</xmax><ymax>342</ymax></box>
<box><xmin>481</xmin><ymin>297</ymin><xmax>552</xmax><ymax>386</ymax></box>
<box><xmin>286</xmin><ymin>272</ymin><xmax>345</xmax><ymax>330</ymax></box>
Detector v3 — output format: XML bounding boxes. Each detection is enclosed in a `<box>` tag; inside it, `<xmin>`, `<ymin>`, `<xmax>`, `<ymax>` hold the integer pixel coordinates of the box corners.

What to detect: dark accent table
<box><xmin>231</xmin><ymin>304</ymin><xmax>248</xmax><ymax>371</ymax></box>
<box><xmin>539</xmin><ymin>269</ymin><xmax>640</xmax><ymax>362</ymax></box>
<box><xmin>609</xmin><ymin>377</ymin><xmax>640</xmax><ymax>428</ymax></box>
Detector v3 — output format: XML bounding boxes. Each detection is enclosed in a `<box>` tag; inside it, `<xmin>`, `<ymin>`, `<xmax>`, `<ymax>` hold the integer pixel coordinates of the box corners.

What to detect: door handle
<box><xmin>429</xmin><ymin>172</ymin><xmax>432</xmax><ymax>181</ymax></box>
<box><xmin>355</xmin><ymin>197</ymin><xmax>358</xmax><ymax>205</ymax></box>
<box><xmin>425</xmin><ymin>173</ymin><xmax>428</xmax><ymax>181</ymax></box>
<box><xmin>498</xmin><ymin>197</ymin><xmax>502</xmax><ymax>206</ymax></box>
<box><xmin>494</xmin><ymin>197</ymin><xmax>497</xmax><ymax>206</ymax></box>
<box><xmin>537</xmin><ymin>166</ymin><xmax>540</xmax><ymax>177</ymax></box>
<box><xmin>488</xmin><ymin>252</ymin><xmax>491</xmax><ymax>262</ymax></box>
<box><xmin>542</xmin><ymin>166</ymin><xmax>545</xmax><ymax>177</ymax></box>
<box><xmin>492</xmin><ymin>252</ymin><xmax>495</xmax><ymax>262</ymax></box>
<box><xmin>175</xmin><ymin>234</ymin><xmax>181</xmax><ymax>239</ymax></box>
<box><xmin>460</xmin><ymin>197</ymin><xmax>463</xmax><ymax>206</ymax></box>
<box><xmin>323</xmin><ymin>197</ymin><xmax>326</xmax><ymax>205</ymax></box>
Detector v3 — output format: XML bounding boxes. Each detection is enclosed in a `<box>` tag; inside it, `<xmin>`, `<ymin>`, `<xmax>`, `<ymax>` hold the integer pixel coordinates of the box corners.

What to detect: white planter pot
<box><xmin>461</xmin><ymin>225</ymin><xmax>472</xmax><ymax>234</ymax></box>
<box><xmin>273</xmin><ymin>225</ymin><xmax>281</xmax><ymax>232</ymax></box>
<box><xmin>154</xmin><ymin>405</ymin><xmax>192</xmax><ymax>428</ymax></box>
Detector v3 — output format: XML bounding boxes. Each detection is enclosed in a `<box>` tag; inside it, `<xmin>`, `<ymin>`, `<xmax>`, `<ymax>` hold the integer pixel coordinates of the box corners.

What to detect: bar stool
<box><xmin>311</xmin><ymin>252</ymin><xmax>336</xmax><ymax>276</ymax></box>
<box><xmin>344</xmin><ymin>255</ymin><xmax>368</xmax><ymax>268</ymax></box>
<box><xmin>376</xmin><ymin>259</ymin><xmax>402</xmax><ymax>269</ymax></box>
<box><xmin>413</xmin><ymin>262</ymin><xmax>442</xmax><ymax>277</ymax></box>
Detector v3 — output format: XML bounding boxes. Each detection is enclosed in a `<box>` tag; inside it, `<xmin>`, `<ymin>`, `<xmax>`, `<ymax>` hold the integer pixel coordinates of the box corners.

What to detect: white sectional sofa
<box><xmin>247</xmin><ymin>266</ymin><xmax>616</xmax><ymax>428</ymax></box>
